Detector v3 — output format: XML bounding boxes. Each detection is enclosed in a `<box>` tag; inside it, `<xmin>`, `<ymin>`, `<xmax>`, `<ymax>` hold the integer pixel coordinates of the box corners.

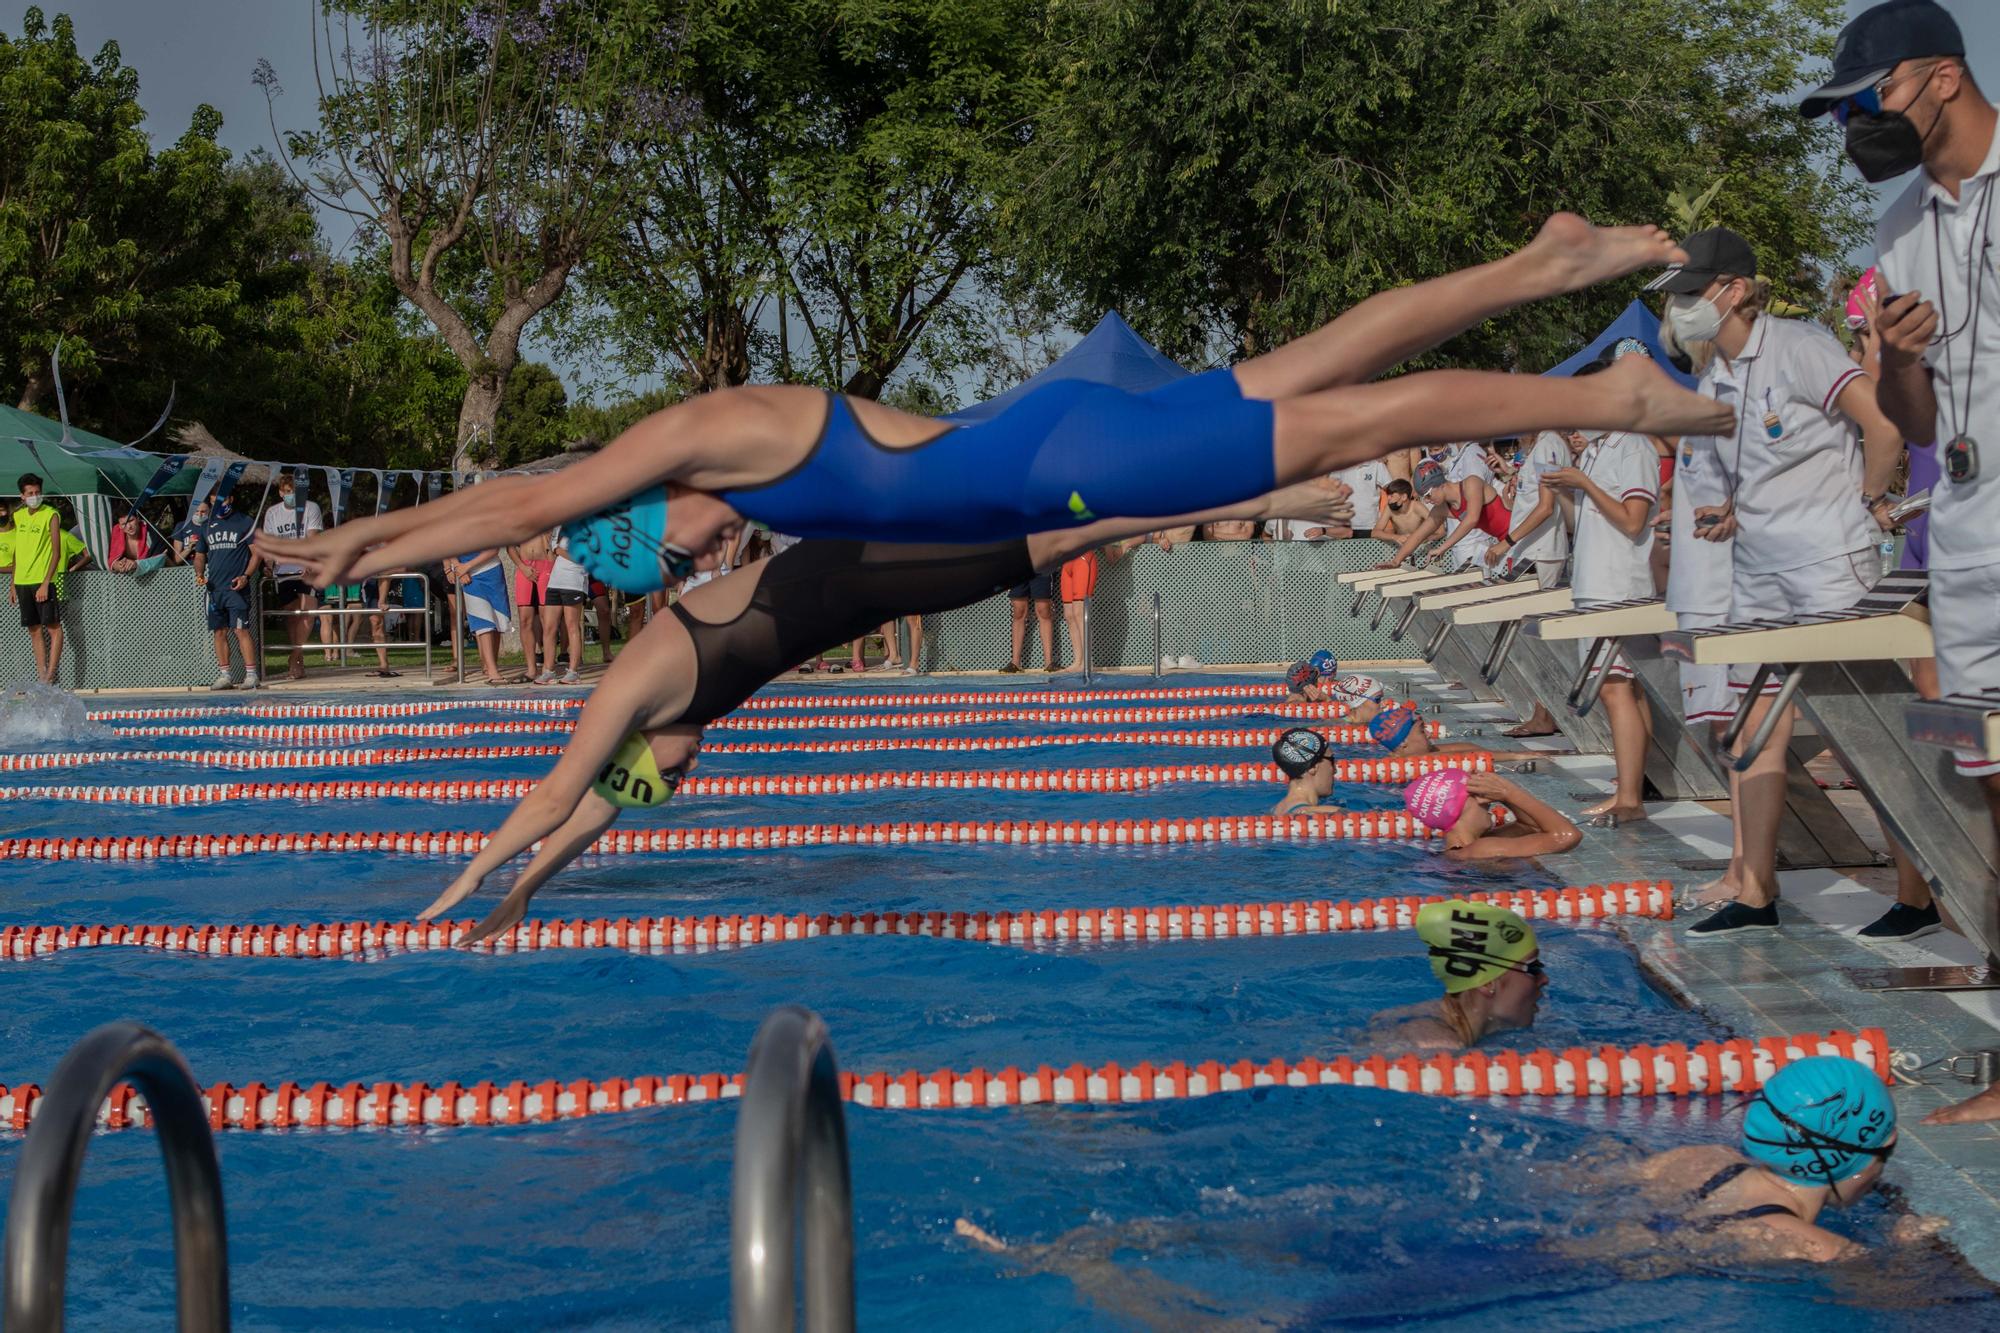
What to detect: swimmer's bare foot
<box><xmin>1264</xmin><ymin>476</ymin><xmax>1354</xmax><ymax>528</ymax></box>
<box><xmin>954</xmin><ymin>1218</ymin><xmax>1010</xmax><ymax>1252</ymax></box>
<box><xmin>1520</xmin><ymin>213</ymin><xmax>1688</xmax><ymax>295</ymax></box>
<box><xmin>1922</xmin><ymin>1084</ymin><xmax>2000</xmax><ymax>1125</ymax></box>
<box><xmin>1580</xmin><ymin>795</ymin><xmax>1647</xmax><ymax>823</ymax></box>
<box><xmin>1602</xmin><ymin>356</ymin><xmax>1736</xmax><ymax>437</ymax></box>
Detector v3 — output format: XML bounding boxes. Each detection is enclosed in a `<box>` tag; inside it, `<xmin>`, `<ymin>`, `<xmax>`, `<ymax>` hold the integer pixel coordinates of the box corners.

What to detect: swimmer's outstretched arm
<box><xmin>456</xmin><ymin>796</ymin><xmax>623</xmax><ymax>945</ymax></box>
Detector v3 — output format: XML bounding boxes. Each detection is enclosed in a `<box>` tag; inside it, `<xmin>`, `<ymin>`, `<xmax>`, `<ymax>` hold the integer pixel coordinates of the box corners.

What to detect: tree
<box><xmin>490</xmin><ymin>359</ymin><xmax>569</xmax><ymax>467</ymax></box>
<box><xmin>263</xmin><ymin>0</ymin><xmax>690</xmax><ymax>468</ymax></box>
<box><xmin>1011</xmin><ymin>0</ymin><xmax>1871</xmax><ymax>370</ymax></box>
<box><xmin>0</xmin><ymin>7</ymin><xmax>260</xmax><ymax>412</ymax></box>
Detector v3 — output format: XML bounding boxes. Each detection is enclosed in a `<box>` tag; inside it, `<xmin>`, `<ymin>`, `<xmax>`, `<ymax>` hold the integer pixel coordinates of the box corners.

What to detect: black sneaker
<box><xmin>1857</xmin><ymin>901</ymin><xmax>1942</xmax><ymax>944</ymax></box>
<box><xmin>1686</xmin><ymin>901</ymin><xmax>1780</xmax><ymax>940</ymax></box>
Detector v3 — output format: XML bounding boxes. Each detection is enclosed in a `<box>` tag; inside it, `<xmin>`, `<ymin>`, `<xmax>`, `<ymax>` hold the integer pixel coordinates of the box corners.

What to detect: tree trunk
<box><xmin>456</xmin><ymin>373</ymin><xmax>505</xmax><ymax>472</ymax></box>
<box><xmin>16</xmin><ymin>370</ymin><xmax>50</xmax><ymax>412</ymax></box>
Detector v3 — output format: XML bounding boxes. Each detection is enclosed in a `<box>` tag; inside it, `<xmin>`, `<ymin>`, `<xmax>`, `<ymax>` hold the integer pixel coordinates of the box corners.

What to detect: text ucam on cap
<box><xmin>1798</xmin><ymin>0</ymin><xmax>1965</xmax><ymax>120</ymax></box>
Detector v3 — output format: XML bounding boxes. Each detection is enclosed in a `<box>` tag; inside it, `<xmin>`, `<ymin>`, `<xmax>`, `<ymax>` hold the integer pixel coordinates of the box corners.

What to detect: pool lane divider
<box><xmin>0</xmin><ymin>753</ymin><xmax>1498</xmax><ymax>807</ymax></box>
<box><xmin>102</xmin><ymin>702</ymin><xmax>1384</xmax><ymax>741</ymax></box>
<box><xmin>0</xmin><ymin>806</ymin><xmax>1499</xmax><ymax>861</ymax></box>
<box><xmin>80</xmin><ymin>683</ymin><xmax>1304</xmax><ymax>723</ymax></box>
<box><xmin>0</xmin><ymin>1029</ymin><xmax>1890</xmax><ymax>1132</ymax></box>
<box><xmin>0</xmin><ymin>882</ymin><xmax>1666</xmax><ymax>961</ymax></box>
<box><xmin>0</xmin><ymin>746</ymin><xmax>570</xmax><ymax>773</ymax></box>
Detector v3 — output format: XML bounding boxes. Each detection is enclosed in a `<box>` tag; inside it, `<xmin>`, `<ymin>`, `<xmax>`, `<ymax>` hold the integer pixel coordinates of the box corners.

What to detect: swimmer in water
<box><xmin>1364</xmin><ymin>704</ymin><xmax>1534</xmax><ymax>762</ymax></box>
<box><xmin>1282</xmin><ymin>650</ymin><xmax>1338</xmax><ymax>702</ymax></box>
<box><xmin>1368</xmin><ymin>900</ymin><xmax>1547</xmax><ymax>1051</ymax></box>
<box><xmin>1607</xmin><ymin>1057</ymin><xmax>1939</xmax><ymax>1263</ymax></box>
<box><xmin>262</xmin><ymin>218</ymin><xmax>1731</xmax><ymax>592</ymax></box>
<box><xmin>1270</xmin><ymin>727</ymin><xmax>1335</xmax><ymax>814</ymax></box>
<box><xmin>416</xmin><ymin>483</ymin><xmax>1352</xmax><ymax>941</ymax></box>
<box><xmin>1403</xmin><ymin>766</ymin><xmax>1581</xmax><ymax>861</ymax></box>
<box><xmin>1326</xmin><ymin>673</ymin><xmax>1389</xmax><ymax>726</ymax></box>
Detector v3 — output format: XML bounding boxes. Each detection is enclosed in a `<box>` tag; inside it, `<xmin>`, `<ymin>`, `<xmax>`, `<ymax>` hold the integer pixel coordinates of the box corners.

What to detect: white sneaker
<box><xmin>1160</xmin><ymin>656</ymin><xmax>1176</xmax><ymax>672</ymax></box>
<box><xmin>1178</xmin><ymin>655</ymin><xmax>1202</xmax><ymax>669</ymax></box>
<box><xmin>211</xmin><ymin>673</ymin><xmax>235</xmax><ymax>691</ymax></box>
<box><xmin>241</xmin><ymin>672</ymin><xmax>260</xmax><ymax>691</ymax></box>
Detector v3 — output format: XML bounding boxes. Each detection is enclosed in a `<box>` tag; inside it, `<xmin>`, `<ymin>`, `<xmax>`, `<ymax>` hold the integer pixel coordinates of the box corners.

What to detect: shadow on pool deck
<box><xmin>1405</xmin><ymin>662</ymin><xmax>2000</xmax><ymax>1280</ymax></box>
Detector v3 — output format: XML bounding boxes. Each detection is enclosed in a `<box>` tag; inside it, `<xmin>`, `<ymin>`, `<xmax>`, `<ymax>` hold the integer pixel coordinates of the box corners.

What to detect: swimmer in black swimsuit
<box><xmin>265</xmin><ymin>217</ymin><xmax>1733</xmax><ymax>592</ymax></box>
<box><xmin>418</xmin><ymin>481</ymin><xmax>1353</xmax><ymax>940</ymax></box>
<box><xmin>1613</xmin><ymin>1057</ymin><xmax>1940</xmax><ymax>1263</ymax></box>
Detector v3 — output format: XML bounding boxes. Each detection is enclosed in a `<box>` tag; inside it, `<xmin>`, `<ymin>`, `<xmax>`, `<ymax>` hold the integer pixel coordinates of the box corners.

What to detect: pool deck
<box><xmin>1394</xmin><ymin>663</ymin><xmax>2000</xmax><ymax>1279</ymax></box>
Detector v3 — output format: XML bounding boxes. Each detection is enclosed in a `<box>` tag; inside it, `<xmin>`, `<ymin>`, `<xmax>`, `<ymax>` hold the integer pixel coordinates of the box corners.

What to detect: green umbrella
<box><xmin>0</xmin><ymin>404</ymin><xmax>197</xmax><ymax>499</ymax></box>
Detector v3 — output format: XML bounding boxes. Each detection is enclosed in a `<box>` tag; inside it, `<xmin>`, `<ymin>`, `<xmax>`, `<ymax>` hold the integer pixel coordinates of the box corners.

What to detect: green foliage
<box><xmin>1014</xmin><ymin>0</ymin><xmax>1871</xmax><ymax>370</ymax></box>
<box><xmin>490</xmin><ymin>361</ymin><xmax>569</xmax><ymax>468</ymax></box>
<box><xmin>0</xmin><ymin>7</ymin><xmax>258</xmax><ymax>410</ymax></box>
<box><xmin>563</xmin><ymin>386</ymin><xmax>684</xmax><ymax>447</ymax></box>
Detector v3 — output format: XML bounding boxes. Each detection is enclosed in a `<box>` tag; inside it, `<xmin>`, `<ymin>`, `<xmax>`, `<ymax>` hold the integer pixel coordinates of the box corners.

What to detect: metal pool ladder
<box><xmin>731</xmin><ymin>1006</ymin><xmax>856</xmax><ymax>1333</ymax></box>
<box><xmin>3</xmin><ymin>1022</ymin><xmax>230</xmax><ymax>1332</ymax></box>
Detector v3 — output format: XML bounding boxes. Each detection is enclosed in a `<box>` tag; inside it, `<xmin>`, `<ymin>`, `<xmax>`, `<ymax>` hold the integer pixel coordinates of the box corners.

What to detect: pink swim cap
<box><xmin>1404</xmin><ymin>767</ymin><xmax>1471</xmax><ymax>831</ymax></box>
<box><xmin>1846</xmin><ymin>267</ymin><xmax>1878</xmax><ymax>330</ymax></box>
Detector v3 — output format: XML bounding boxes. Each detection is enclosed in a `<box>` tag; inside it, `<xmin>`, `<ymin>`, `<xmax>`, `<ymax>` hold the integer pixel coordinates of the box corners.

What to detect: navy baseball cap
<box><xmin>1799</xmin><ymin>0</ymin><xmax>1965</xmax><ymax>119</ymax></box>
<box><xmin>1643</xmin><ymin>227</ymin><xmax>1758</xmax><ymax>295</ymax></box>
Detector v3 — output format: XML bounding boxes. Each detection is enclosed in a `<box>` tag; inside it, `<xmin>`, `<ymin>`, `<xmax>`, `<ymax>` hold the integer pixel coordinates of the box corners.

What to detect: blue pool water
<box><xmin>2</xmin><ymin>677</ymin><xmax>1992</xmax><ymax>1328</ymax></box>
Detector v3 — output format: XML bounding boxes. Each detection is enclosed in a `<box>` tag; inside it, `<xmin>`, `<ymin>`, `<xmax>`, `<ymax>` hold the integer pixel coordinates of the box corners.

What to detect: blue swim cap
<box><xmin>1742</xmin><ymin>1056</ymin><xmax>1896</xmax><ymax>1185</ymax></box>
<box><xmin>1309</xmin><ymin>650</ymin><xmax>1338</xmax><ymax>679</ymax></box>
<box><xmin>560</xmin><ymin>486</ymin><xmax>683</xmax><ymax>594</ymax></box>
<box><xmin>1368</xmin><ymin>705</ymin><xmax>1418</xmax><ymax>752</ymax></box>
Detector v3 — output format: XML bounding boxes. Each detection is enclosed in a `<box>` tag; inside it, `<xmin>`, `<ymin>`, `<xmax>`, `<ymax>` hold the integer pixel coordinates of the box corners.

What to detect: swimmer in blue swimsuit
<box><xmin>264</xmin><ymin>216</ymin><xmax>1733</xmax><ymax>591</ymax></box>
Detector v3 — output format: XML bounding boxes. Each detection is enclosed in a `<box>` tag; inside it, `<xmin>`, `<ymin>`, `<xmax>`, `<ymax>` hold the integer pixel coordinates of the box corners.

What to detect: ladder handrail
<box><xmin>731</xmin><ymin>1007</ymin><xmax>855</xmax><ymax>1333</ymax></box>
<box><xmin>4</xmin><ymin>1022</ymin><xmax>229</xmax><ymax>1332</ymax></box>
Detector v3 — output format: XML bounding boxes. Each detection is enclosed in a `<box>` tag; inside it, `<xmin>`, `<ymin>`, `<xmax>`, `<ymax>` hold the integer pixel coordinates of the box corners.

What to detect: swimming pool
<box><xmin>2</xmin><ymin>675</ymin><xmax>1990</xmax><ymax>1328</ymax></box>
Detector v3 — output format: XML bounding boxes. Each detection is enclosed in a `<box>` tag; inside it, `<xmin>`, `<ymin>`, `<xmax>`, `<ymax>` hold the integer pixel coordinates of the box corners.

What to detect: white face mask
<box><xmin>22</xmin><ymin>495</ymin><xmax>42</xmax><ymax>511</ymax></box>
<box><xmin>1665</xmin><ymin>286</ymin><xmax>1737</xmax><ymax>345</ymax></box>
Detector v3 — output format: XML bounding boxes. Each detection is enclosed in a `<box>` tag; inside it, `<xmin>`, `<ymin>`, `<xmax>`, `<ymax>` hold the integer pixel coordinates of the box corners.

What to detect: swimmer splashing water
<box><xmin>261</xmin><ymin>218</ymin><xmax>1733</xmax><ymax>592</ymax></box>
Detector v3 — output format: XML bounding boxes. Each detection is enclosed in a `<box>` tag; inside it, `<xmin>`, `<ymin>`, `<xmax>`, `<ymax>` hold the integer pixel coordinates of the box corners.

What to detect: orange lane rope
<box><xmin>0</xmin><ymin>808</ymin><xmax>1477</xmax><ymax>861</ymax></box>
<box><xmin>0</xmin><ymin>753</ymin><xmax>1496</xmax><ymax>807</ymax></box>
<box><xmin>0</xmin><ymin>881</ymin><xmax>1664</xmax><ymax>961</ymax></box>
<box><xmin>80</xmin><ymin>683</ymin><xmax>1305</xmax><ymax>723</ymax></box>
<box><xmin>0</xmin><ymin>1029</ymin><xmax>1889</xmax><ymax>1132</ymax></box>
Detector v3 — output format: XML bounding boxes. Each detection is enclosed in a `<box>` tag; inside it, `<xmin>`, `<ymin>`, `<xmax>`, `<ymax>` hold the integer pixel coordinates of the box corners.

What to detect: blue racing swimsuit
<box><xmin>718</xmin><ymin>369</ymin><xmax>1277</xmax><ymax>542</ymax></box>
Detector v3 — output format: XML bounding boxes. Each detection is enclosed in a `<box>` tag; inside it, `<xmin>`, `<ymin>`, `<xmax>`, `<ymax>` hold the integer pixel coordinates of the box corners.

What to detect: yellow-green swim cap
<box><xmin>591</xmin><ymin>731</ymin><xmax>681</xmax><ymax>809</ymax></box>
<box><xmin>1415</xmin><ymin>900</ymin><xmax>1538</xmax><ymax>994</ymax></box>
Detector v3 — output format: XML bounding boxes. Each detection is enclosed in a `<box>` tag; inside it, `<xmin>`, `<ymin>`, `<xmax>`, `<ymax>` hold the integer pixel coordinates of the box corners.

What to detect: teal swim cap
<box><xmin>1742</xmin><ymin>1056</ymin><xmax>1896</xmax><ymax>1185</ymax></box>
<box><xmin>560</xmin><ymin>486</ymin><xmax>690</xmax><ymax>594</ymax></box>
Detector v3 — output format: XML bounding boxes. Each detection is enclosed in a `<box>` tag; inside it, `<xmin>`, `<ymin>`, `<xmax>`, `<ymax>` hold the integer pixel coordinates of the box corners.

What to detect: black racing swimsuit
<box><xmin>668</xmin><ymin>540</ymin><xmax>1036</xmax><ymax>726</ymax></box>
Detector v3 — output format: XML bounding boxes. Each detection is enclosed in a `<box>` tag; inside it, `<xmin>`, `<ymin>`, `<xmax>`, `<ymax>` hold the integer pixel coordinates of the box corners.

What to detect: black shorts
<box><xmin>1008</xmin><ymin>572</ymin><xmax>1057</xmax><ymax>602</ymax></box>
<box><xmin>545</xmin><ymin>587</ymin><xmax>589</xmax><ymax>607</ymax></box>
<box><xmin>18</xmin><ymin>591</ymin><xmax>60</xmax><ymax>628</ymax></box>
<box><xmin>206</xmin><ymin>587</ymin><xmax>252</xmax><ymax>632</ymax></box>
<box><xmin>274</xmin><ymin>578</ymin><xmax>317</xmax><ymax>608</ymax></box>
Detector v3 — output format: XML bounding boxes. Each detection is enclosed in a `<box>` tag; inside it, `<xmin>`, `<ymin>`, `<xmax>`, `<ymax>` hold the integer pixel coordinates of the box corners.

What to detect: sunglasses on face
<box><xmin>1834</xmin><ymin>63</ymin><xmax>1938</xmax><ymax>126</ymax></box>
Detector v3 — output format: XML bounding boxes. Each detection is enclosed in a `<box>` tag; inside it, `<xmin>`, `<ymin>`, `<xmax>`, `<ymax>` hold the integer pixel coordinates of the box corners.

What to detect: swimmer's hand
<box><xmin>456</xmin><ymin>882</ymin><xmax>537</xmax><ymax>948</ymax></box>
<box><xmin>1464</xmin><ymin>772</ymin><xmax>1516</xmax><ymax>801</ymax></box>
<box><xmin>418</xmin><ymin>868</ymin><xmax>486</xmax><ymax>923</ymax></box>
<box><xmin>1891</xmin><ymin>1214</ymin><xmax>1950</xmax><ymax>1244</ymax></box>
<box><xmin>954</xmin><ymin>1218</ymin><xmax>1010</xmax><ymax>1253</ymax></box>
<box><xmin>255</xmin><ymin>526</ymin><xmax>374</xmax><ymax>587</ymax></box>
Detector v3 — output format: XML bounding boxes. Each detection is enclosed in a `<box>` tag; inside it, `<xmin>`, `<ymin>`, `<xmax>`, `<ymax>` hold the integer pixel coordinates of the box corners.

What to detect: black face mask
<box><xmin>1845</xmin><ymin>107</ymin><xmax>1931</xmax><ymax>182</ymax></box>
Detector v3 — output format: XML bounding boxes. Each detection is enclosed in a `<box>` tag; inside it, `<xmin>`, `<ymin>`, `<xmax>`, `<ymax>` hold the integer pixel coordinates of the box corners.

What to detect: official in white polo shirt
<box><xmin>1647</xmin><ymin>227</ymin><xmax>1903</xmax><ymax>941</ymax></box>
<box><xmin>1805</xmin><ymin>1</ymin><xmax>2000</xmax><ymax>1120</ymax></box>
<box><xmin>1545</xmin><ymin>348</ymin><xmax>1662</xmax><ymax>827</ymax></box>
<box><xmin>1332</xmin><ymin>460</ymin><xmax>1392</xmax><ymax>540</ymax></box>
<box><xmin>1482</xmin><ymin>427</ymin><xmax>1577</xmax><ymax>738</ymax></box>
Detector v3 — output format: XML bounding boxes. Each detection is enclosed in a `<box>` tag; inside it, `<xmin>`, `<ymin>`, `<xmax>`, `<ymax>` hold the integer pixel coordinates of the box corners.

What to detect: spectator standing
<box><xmin>0</xmin><ymin>499</ymin><xmax>11</xmax><ymax>584</ymax></box>
<box><xmin>877</xmin><ymin>615</ymin><xmax>924</xmax><ymax>674</ymax></box>
<box><xmin>190</xmin><ymin>488</ymin><xmax>261</xmax><ymax>690</ymax></box>
<box><xmin>1058</xmin><ymin>548</ymin><xmax>1118</xmax><ymax>673</ymax></box>
<box><xmin>1543</xmin><ymin>361</ymin><xmax>1662</xmax><ymax>826</ymax></box>
<box><xmin>1003</xmin><ymin>570</ymin><xmax>1058</xmax><ymax>673</ymax></box>
<box><xmin>1799</xmin><ymin>4</ymin><xmax>2000</xmax><ymax>1012</ymax></box>
<box><xmin>1333</xmin><ymin>460</ymin><xmax>1392</xmax><ymax>541</ymax></box>
<box><xmin>1651</xmin><ymin>228</ymin><xmax>1902</xmax><ymax>938</ymax></box>
<box><xmin>445</xmin><ymin>549</ymin><xmax>518</xmax><ymax>685</ymax></box>
<box><xmin>540</xmin><ymin>530</ymin><xmax>590</xmax><ymax>684</ymax></box>
<box><xmin>509</xmin><ymin>532</ymin><xmax>555</xmax><ymax>679</ymax></box>
<box><xmin>261</xmin><ymin>474</ymin><xmax>326</xmax><ymax>681</ymax></box>
<box><xmin>170</xmin><ymin>500</ymin><xmax>208</xmax><ymax>564</ymax></box>
<box><xmin>11</xmin><ymin>475</ymin><xmax>65</xmax><ymax>685</ymax></box>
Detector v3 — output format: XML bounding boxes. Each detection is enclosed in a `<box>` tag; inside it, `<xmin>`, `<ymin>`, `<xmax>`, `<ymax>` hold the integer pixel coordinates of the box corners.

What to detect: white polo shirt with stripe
<box><xmin>1510</xmin><ymin>431</ymin><xmax>1571</xmax><ymax>564</ymax></box>
<box><xmin>1874</xmin><ymin>125</ymin><xmax>2000</xmax><ymax>572</ymax></box>
<box><xmin>1570</xmin><ymin>432</ymin><xmax>1658</xmax><ymax>604</ymax></box>
<box><xmin>1664</xmin><ymin>432</ymin><xmax>1734</xmax><ymax>615</ymax></box>
<box><xmin>1698</xmin><ymin>316</ymin><xmax>1872</xmax><ymax>576</ymax></box>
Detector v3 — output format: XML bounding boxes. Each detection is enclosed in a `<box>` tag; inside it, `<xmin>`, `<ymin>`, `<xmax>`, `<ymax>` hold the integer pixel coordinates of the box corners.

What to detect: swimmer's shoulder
<box><xmin>1368</xmin><ymin>1009</ymin><xmax>1459</xmax><ymax>1051</ymax></box>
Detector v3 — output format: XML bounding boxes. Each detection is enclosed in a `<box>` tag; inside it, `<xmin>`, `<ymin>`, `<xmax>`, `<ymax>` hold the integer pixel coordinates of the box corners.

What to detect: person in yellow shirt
<box><xmin>11</xmin><ymin>474</ymin><xmax>66</xmax><ymax>684</ymax></box>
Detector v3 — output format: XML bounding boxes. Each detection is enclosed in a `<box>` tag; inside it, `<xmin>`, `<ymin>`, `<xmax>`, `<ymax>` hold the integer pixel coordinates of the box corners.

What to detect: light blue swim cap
<box><xmin>1742</xmin><ymin>1056</ymin><xmax>1896</xmax><ymax>1185</ymax></box>
<box><xmin>561</xmin><ymin>486</ymin><xmax>677</xmax><ymax>594</ymax></box>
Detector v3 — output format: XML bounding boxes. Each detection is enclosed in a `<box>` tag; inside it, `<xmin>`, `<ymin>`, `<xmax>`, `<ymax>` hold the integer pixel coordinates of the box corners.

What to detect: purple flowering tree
<box><xmin>262</xmin><ymin>0</ymin><xmax>678</xmax><ymax>469</ymax></box>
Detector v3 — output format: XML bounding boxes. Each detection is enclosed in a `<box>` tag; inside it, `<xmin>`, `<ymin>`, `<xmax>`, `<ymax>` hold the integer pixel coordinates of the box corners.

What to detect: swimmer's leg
<box><xmin>1234</xmin><ymin>215</ymin><xmax>1685</xmax><ymax>399</ymax></box>
<box><xmin>1270</xmin><ymin>356</ymin><xmax>1731</xmax><ymax>482</ymax></box>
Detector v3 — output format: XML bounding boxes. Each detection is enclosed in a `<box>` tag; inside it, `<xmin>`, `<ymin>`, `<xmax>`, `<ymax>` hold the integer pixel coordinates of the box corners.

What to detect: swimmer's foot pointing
<box><xmin>955</xmin><ymin>1219</ymin><xmax>1011</xmax><ymax>1253</ymax></box>
<box><xmin>1520</xmin><ymin>213</ymin><xmax>1689</xmax><ymax>295</ymax></box>
<box><xmin>1604</xmin><ymin>356</ymin><xmax>1737</xmax><ymax>437</ymax></box>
